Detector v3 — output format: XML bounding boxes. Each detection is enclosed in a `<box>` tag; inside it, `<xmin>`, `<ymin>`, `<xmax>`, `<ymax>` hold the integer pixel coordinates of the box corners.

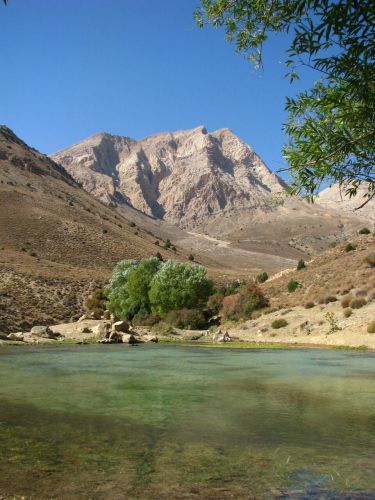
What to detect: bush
<box><xmin>105</xmin><ymin>258</ymin><xmax>157</xmax><ymax>319</ymax></box>
<box><xmin>350</xmin><ymin>297</ymin><xmax>367</xmax><ymax>309</ymax></box>
<box><xmin>297</xmin><ymin>259</ymin><xmax>306</xmax><ymax>270</ymax></box>
<box><xmin>220</xmin><ymin>285</ymin><xmax>268</xmax><ymax>321</ymax></box>
<box><xmin>155</xmin><ymin>252</ymin><xmax>163</xmax><ymax>261</ymax></box>
<box><xmin>149</xmin><ymin>261</ymin><xmax>213</xmax><ymax>316</ymax></box>
<box><xmin>359</xmin><ymin>227</ymin><xmax>371</xmax><ymax>235</ymax></box>
<box><xmin>86</xmin><ymin>288</ymin><xmax>107</xmax><ymax>312</ymax></box>
<box><xmin>256</xmin><ymin>272</ymin><xmax>268</xmax><ymax>283</ymax></box>
<box><xmin>323</xmin><ymin>295</ymin><xmax>337</xmax><ymax>304</ymax></box>
<box><xmin>367</xmin><ymin>321</ymin><xmax>375</xmax><ymax>333</ymax></box>
<box><xmin>188</xmin><ymin>254</ymin><xmax>194</xmax><ymax>261</ymax></box>
<box><xmin>132</xmin><ymin>312</ymin><xmax>160</xmax><ymax>326</ymax></box>
<box><xmin>304</xmin><ymin>301</ymin><xmax>315</xmax><ymax>309</ymax></box>
<box><xmin>345</xmin><ymin>243</ymin><xmax>356</xmax><ymax>252</ymax></box>
<box><xmin>287</xmin><ymin>280</ymin><xmax>301</xmax><ymax>293</ymax></box>
<box><xmin>164</xmin><ymin>239</ymin><xmax>172</xmax><ymax>249</ymax></box>
<box><xmin>216</xmin><ymin>280</ymin><xmax>246</xmax><ymax>297</ymax></box>
<box><xmin>341</xmin><ymin>294</ymin><xmax>353</xmax><ymax>308</ymax></box>
<box><xmin>343</xmin><ymin>308</ymin><xmax>352</xmax><ymax>318</ymax></box>
<box><xmin>271</xmin><ymin>319</ymin><xmax>288</xmax><ymax>329</ymax></box>
<box><xmin>154</xmin><ymin>240</ymin><xmax>160</xmax><ymax>246</ymax></box>
<box><xmin>207</xmin><ymin>293</ymin><xmax>224</xmax><ymax>315</ymax></box>
<box><xmin>129</xmin><ymin>221</ymin><xmax>136</xmax><ymax>227</ymax></box>
<box><xmin>364</xmin><ymin>253</ymin><xmax>375</xmax><ymax>267</ymax></box>
<box><xmin>165</xmin><ymin>308</ymin><xmax>207</xmax><ymax>329</ymax></box>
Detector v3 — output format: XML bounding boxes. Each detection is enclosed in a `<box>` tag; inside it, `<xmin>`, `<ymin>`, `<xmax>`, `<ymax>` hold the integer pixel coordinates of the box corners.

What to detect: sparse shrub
<box><xmin>367</xmin><ymin>321</ymin><xmax>375</xmax><ymax>333</ymax></box>
<box><xmin>345</xmin><ymin>243</ymin><xmax>356</xmax><ymax>252</ymax></box>
<box><xmin>359</xmin><ymin>227</ymin><xmax>371</xmax><ymax>235</ymax></box>
<box><xmin>364</xmin><ymin>253</ymin><xmax>375</xmax><ymax>267</ymax></box>
<box><xmin>164</xmin><ymin>239</ymin><xmax>171</xmax><ymax>249</ymax></box>
<box><xmin>325</xmin><ymin>311</ymin><xmax>340</xmax><ymax>333</ymax></box>
<box><xmin>172</xmin><ymin>246</ymin><xmax>177</xmax><ymax>252</ymax></box>
<box><xmin>220</xmin><ymin>285</ymin><xmax>268</xmax><ymax>321</ymax></box>
<box><xmin>350</xmin><ymin>297</ymin><xmax>367</xmax><ymax>309</ymax></box>
<box><xmin>216</xmin><ymin>280</ymin><xmax>246</xmax><ymax>297</ymax></box>
<box><xmin>355</xmin><ymin>289</ymin><xmax>368</xmax><ymax>297</ymax></box>
<box><xmin>155</xmin><ymin>240</ymin><xmax>160</xmax><ymax>246</ymax></box>
<box><xmin>91</xmin><ymin>307</ymin><xmax>104</xmax><ymax>319</ymax></box>
<box><xmin>323</xmin><ymin>295</ymin><xmax>337</xmax><ymax>304</ymax></box>
<box><xmin>132</xmin><ymin>312</ymin><xmax>160</xmax><ymax>326</ymax></box>
<box><xmin>188</xmin><ymin>254</ymin><xmax>194</xmax><ymax>261</ymax></box>
<box><xmin>102</xmin><ymin>228</ymin><xmax>108</xmax><ymax>234</ymax></box>
<box><xmin>287</xmin><ymin>280</ymin><xmax>301</xmax><ymax>293</ymax></box>
<box><xmin>343</xmin><ymin>308</ymin><xmax>352</xmax><ymax>318</ymax></box>
<box><xmin>367</xmin><ymin>290</ymin><xmax>375</xmax><ymax>302</ymax></box>
<box><xmin>165</xmin><ymin>308</ymin><xmax>207</xmax><ymax>329</ymax></box>
<box><xmin>256</xmin><ymin>272</ymin><xmax>269</xmax><ymax>283</ymax></box>
<box><xmin>207</xmin><ymin>293</ymin><xmax>224</xmax><ymax>315</ymax></box>
<box><xmin>129</xmin><ymin>221</ymin><xmax>136</xmax><ymax>227</ymax></box>
<box><xmin>297</xmin><ymin>259</ymin><xmax>306</xmax><ymax>270</ymax></box>
<box><xmin>329</xmin><ymin>242</ymin><xmax>337</xmax><ymax>248</ymax></box>
<box><xmin>304</xmin><ymin>301</ymin><xmax>315</xmax><ymax>309</ymax></box>
<box><xmin>155</xmin><ymin>252</ymin><xmax>163</xmax><ymax>261</ymax></box>
<box><xmin>271</xmin><ymin>319</ymin><xmax>288</xmax><ymax>329</ymax></box>
<box><xmin>341</xmin><ymin>294</ymin><xmax>353</xmax><ymax>308</ymax></box>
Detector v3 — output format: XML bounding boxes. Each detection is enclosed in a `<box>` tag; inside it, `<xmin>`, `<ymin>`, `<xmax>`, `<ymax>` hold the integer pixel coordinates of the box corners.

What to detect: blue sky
<box><xmin>0</xmin><ymin>0</ymin><xmax>317</xmax><ymax>179</ymax></box>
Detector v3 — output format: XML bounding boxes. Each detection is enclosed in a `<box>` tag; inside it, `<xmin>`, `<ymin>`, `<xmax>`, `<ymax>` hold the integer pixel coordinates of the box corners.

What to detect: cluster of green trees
<box><xmin>105</xmin><ymin>257</ymin><xmax>214</xmax><ymax>322</ymax></box>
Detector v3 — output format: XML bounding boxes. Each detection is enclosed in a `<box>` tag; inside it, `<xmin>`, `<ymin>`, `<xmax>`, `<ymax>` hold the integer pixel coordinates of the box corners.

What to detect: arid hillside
<box><xmin>0</xmin><ymin>126</ymin><xmax>187</xmax><ymax>332</ymax></box>
<box><xmin>52</xmin><ymin>126</ymin><xmax>369</xmax><ymax>262</ymax></box>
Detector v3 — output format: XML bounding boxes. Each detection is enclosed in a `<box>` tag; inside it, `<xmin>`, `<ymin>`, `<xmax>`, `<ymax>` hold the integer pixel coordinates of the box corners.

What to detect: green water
<box><xmin>0</xmin><ymin>345</ymin><xmax>374</xmax><ymax>499</ymax></box>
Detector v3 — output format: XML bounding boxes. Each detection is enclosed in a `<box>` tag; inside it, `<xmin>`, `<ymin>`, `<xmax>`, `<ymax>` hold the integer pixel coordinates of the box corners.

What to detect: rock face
<box><xmin>52</xmin><ymin>126</ymin><xmax>287</xmax><ymax>230</ymax></box>
<box><xmin>317</xmin><ymin>184</ymin><xmax>374</xmax><ymax>221</ymax></box>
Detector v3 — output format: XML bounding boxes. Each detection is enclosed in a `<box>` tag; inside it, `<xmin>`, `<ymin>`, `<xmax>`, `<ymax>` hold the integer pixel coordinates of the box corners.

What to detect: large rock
<box><xmin>30</xmin><ymin>325</ymin><xmax>55</xmax><ymax>338</ymax></box>
<box><xmin>7</xmin><ymin>332</ymin><xmax>25</xmax><ymax>341</ymax></box>
<box><xmin>111</xmin><ymin>320</ymin><xmax>130</xmax><ymax>333</ymax></box>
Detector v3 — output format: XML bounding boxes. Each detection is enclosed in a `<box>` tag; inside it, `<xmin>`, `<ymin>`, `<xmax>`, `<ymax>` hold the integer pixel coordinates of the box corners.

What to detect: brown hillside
<box><xmin>0</xmin><ymin>126</ymin><xmax>189</xmax><ymax>332</ymax></box>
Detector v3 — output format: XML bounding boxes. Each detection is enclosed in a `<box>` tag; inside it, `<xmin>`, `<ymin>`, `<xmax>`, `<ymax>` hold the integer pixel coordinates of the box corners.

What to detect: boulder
<box><xmin>92</xmin><ymin>322</ymin><xmax>111</xmax><ymax>338</ymax></box>
<box><xmin>79</xmin><ymin>326</ymin><xmax>92</xmax><ymax>334</ymax></box>
<box><xmin>111</xmin><ymin>320</ymin><xmax>130</xmax><ymax>333</ymax></box>
<box><xmin>142</xmin><ymin>334</ymin><xmax>159</xmax><ymax>343</ymax></box>
<box><xmin>78</xmin><ymin>314</ymin><xmax>90</xmax><ymax>322</ymax></box>
<box><xmin>218</xmin><ymin>331</ymin><xmax>231</xmax><ymax>343</ymax></box>
<box><xmin>30</xmin><ymin>325</ymin><xmax>54</xmax><ymax>338</ymax></box>
<box><xmin>121</xmin><ymin>333</ymin><xmax>137</xmax><ymax>344</ymax></box>
<box><xmin>7</xmin><ymin>332</ymin><xmax>24</xmax><ymax>341</ymax></box>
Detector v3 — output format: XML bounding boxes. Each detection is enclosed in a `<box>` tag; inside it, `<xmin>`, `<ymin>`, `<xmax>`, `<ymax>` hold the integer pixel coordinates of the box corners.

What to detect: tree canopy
<box><xmin>195</xmin><ymin>0</ymin><xmax>375</xmax><ymax>207</ymax></box>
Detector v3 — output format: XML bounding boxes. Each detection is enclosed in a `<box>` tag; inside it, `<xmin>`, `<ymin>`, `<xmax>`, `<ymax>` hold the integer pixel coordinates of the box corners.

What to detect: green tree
<box><xmin>126</xmin><ymin>257</ymin><xmax>162</xmax><ymax>316</ymax></box>
<box><xmin>105</xmin><ymin>259</ymin><xmax>137</xmax><ymax>318</ymax></box>
<box><xmin>195</xmin><ymin>1</ymin><xmax>375</xmax><ymax>207</ymax></box>
<box><xmin>149</xmin><ymin>261</ymin><xmax>213</xmax><ymax>316</ymax></box>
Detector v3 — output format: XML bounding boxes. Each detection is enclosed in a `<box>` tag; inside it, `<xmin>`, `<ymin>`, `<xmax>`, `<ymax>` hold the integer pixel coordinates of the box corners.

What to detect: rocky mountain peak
<box><xmin>51</xmin><ymin>126</ymin><xmax>286</xmax><ymax>228</ymax></box>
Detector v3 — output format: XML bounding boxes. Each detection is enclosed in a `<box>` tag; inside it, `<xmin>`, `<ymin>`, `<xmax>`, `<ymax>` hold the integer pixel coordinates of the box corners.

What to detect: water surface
<box><xmin>0</xmin><ymin>345</ymin><xmax>374</xmax><ymax>498</ymax></box>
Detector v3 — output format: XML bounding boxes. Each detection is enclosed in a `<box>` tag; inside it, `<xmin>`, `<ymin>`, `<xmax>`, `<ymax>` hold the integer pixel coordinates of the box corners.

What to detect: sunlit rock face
<box><xmin>51</xmin><ymin>126</ymin><xmax>287</xmax><ymax>229</ymax></box>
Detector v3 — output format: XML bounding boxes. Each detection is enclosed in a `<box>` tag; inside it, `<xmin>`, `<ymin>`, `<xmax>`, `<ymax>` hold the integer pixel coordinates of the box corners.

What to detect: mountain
<box><xmin>317</xmin><ymin>184</ymin><xmax>375</xmax><ymax>222</ymax></box>
<box><xmin>51</xmin><ymin>126</ymin><xmax>287</xmax><ymax>230</ymax></box>
<box><xmin>0</xmin><ymin>126</ymin><xmax>184</xmax><ymax>332</ymax></box>
<box><xmin>51</xmin><ymin>126</ymin><xmax>366</xmax><ymax>261</ymax></box>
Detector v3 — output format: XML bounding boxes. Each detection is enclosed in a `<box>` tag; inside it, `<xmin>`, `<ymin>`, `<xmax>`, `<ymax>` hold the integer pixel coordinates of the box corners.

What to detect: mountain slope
<box><xmin>0</xmin><ymin>126</ymin><xmax>184</xmax><ymax>332</ymax></box>
<box><xmin>317</xmin><ymin>184</ymin><xmax>375</xmax><ymax>222</ymax></box>
<box><xmin>52</xmin><ymin>126</ymin><xmax>366</xmax><ymax>261</ymax></box>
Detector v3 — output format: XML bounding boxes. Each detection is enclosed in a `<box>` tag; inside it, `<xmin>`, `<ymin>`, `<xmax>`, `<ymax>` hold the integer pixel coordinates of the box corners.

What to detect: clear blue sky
<box><xmin>0</xmin><ymin>0</ymin><xmax>317</xmax><ymax>179</ymax></box>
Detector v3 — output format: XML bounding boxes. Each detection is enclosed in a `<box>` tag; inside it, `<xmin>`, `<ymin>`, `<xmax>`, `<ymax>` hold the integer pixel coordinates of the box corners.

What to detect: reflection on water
<box><xmin>0</xmin><ymin>345</ymin><xmax>374</xmax><ymax>499</ymax></box>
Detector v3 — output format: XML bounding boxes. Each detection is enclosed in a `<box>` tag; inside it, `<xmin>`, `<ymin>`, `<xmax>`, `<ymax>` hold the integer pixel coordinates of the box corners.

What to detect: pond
<box><xmin>0</xmin><ymin>344</ymin><xmax>374</xmax><ymax>499</ymax></box>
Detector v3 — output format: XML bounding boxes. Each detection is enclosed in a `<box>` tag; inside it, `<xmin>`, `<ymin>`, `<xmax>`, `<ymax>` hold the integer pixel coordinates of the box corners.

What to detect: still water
<box><xmin>0</xmin><ymin>344</ymin><xmax>374</xmax><ymax>499</ymax></box>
